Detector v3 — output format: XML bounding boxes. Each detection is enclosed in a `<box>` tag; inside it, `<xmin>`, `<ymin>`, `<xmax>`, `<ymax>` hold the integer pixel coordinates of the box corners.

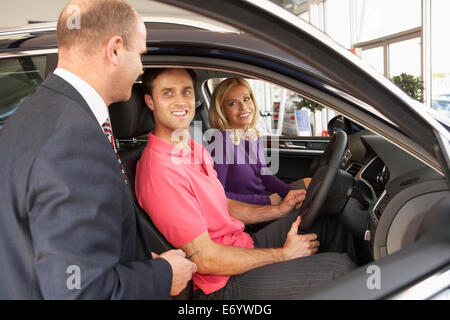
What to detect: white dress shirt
<box><xmin>53</xmin><ymin>68</ymin><xmax>108</xmax><ymax>127</ymax></box>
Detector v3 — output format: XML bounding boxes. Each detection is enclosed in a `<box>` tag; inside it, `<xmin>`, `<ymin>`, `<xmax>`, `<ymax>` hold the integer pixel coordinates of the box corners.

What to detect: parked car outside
<box><xmin>432</xmin><ymin>95</ymin><xmax>450</xmax><ymax>119</ymax></box>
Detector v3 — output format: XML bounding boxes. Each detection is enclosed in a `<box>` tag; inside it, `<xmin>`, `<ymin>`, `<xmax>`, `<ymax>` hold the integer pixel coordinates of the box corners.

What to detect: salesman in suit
<box><xmin>0</xmin><ymin>0</ymin><xmax>196</xmax><ymax>299</ymax></box>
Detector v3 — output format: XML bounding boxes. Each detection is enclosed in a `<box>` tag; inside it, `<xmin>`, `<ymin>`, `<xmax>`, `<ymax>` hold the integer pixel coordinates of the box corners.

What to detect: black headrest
<box><xmin>109</xmin><ymin>83</ymin><xmax>154</xmax><ymax>139</ymax></box>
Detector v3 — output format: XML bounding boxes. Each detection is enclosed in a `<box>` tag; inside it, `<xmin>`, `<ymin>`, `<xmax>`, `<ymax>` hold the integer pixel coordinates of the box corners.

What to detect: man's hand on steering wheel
<box><xmin>281</xmin><ymin>216</ymin><xmax>320</xmax><ymax>261</ymax></box>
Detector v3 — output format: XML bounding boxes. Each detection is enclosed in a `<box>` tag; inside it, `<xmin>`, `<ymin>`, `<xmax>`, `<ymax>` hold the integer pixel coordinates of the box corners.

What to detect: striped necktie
<box><xmin>102</xmin><ymin>118</ymin><xmax>128</xmax><ymax>185</ymax></box>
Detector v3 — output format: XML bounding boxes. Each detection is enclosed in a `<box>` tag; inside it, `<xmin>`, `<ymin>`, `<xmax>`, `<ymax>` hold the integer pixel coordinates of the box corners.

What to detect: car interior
<box><xmin>106</xmin><ymin>66</ymin><xmax>450</xmax><ymax>299</ymax></box>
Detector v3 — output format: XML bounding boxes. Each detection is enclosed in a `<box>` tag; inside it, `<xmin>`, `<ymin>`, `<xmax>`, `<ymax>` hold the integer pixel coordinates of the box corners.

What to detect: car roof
<box><xmin>0</xmin><ymin>22</ymin><xmax>338</xmax><ymax>94</ymax></box>
<box><xmin>0</xmin><ymin>22</ymin><xmax>403</xmax><ymax>128</ymax></box>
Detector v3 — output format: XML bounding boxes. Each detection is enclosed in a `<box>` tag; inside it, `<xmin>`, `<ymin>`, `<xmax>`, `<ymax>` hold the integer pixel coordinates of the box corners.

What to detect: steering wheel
<box><xmin>298</xmin><ymin>131</ymin><xmax>347</xmax><ymax>230</ymax></box>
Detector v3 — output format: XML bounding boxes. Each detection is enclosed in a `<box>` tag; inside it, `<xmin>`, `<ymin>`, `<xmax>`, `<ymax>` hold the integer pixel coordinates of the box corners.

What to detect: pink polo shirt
<box><xmin>135</xmin><ymin>132</ymin><xmax>254</xmax><ymax>294</ymax></box>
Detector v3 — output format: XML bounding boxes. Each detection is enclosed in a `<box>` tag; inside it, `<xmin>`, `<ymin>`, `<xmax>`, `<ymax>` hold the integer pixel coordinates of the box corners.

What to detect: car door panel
<box><xmin>306</xmin><ymin>195</ymin><xmax>450</xmax><ymax>299</ymax></box>
<box><xmin>265</xmin><ymin>136</ymin><xmax>329</xmax><ymax>183</ymax></box>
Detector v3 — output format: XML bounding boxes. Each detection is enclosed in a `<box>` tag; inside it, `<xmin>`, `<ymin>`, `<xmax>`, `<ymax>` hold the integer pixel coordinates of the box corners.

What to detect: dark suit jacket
<box><xmin>0</xmin><ymin>74</ymin><xmax>172</xmax><ymax>299</ymax></box>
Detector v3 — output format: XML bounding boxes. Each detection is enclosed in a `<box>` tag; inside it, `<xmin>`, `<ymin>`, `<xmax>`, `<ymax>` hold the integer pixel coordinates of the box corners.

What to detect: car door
<box><xmin>159</xmin><ymin>0</ymin><xmax>450</xmax><ymax>299</ymax></box>
<box><xmin>266</xmin><ymin>136</ymin><xmax>327</xmax><ymax>183</ymax></box>
<box><xmin>0</xmin><ymin>55</ymin><xmax>48</xmax><ymax>130</ymax></box>
<box><xmin>257</xmin><ymin>79</ymin><xmax>331</xmax><ymax>183</ymax></box>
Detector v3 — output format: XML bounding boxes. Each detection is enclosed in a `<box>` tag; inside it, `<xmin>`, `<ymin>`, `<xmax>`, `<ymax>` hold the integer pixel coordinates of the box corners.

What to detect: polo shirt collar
<box><xmin>147</xmin><ymin>132</ymin><xmax>213</xmax><ymax>175</ymax></box>
<box><xmin>147</xmin><ymin>132</ymin><xmax>193</xmax><ymax>158</ymax></box>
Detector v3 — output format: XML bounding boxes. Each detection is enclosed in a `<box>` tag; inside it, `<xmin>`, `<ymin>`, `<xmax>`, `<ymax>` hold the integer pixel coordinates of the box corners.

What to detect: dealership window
<box><xmin>299</xmin><ymin>10</ymin><xmax>309</xmax><ymax>22</ymax></box>
<box><xmin>360</xmin><ymin>47</ymin><xmax>384</xmax><ymax>75</ymax></box>
<box><xmin>271</xmin><ymin>0</ymin><xmax>449</xmax><ymax>119</ymax></box>
<box><xmin>0</xmin><ymin>55</ymin><xmax>47</xmax><ymax>129</ymax></box>
<box><xmin>354</xmin><ymin>0</ymin><xmax>422</xmax><ymax>44</ymax></box>
<box><xmin>389</xmin><ymin>37</ymin><xmax>421</xmax><ymax>78</ymax></box>
<box><xmin>323</xmin><ymin>0</ymin><xmax>352</xmax><ymax>48</ymax></box>
<box><xmin>207</xmin><ymin>78</ymin><xmax>331</xmax><ymax>137</ymax></box>
<box><xmin>354</xmin><ymin>27</ymin><xmax>423</xmax><ymax>84</ymax></box>
<box><xmin>271</xmin><ymin>0</ymin><xmax>309</xmax><ymax>16</ymax></box>
<box><xmin>431</xmin><ymin>0</ymin><xmax>450</xmax><ymax>118</ymax></box>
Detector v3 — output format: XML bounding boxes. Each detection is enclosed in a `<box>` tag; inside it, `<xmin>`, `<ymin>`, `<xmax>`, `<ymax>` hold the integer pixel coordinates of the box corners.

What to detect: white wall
<box><xmin>0</xmin><ymin>0</ymin><xmax>231</xmax><ymax>29</ymax></box>
<box><xmin>0</xmin><ymin>0</ymin><xmax>69</xmax><ymax>28</ymax></box>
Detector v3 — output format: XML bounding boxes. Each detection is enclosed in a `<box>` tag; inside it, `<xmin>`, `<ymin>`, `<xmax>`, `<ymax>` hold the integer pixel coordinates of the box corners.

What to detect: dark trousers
<box><xmin>193</xmin><ymin>211</ymin><xmax>356</xmax><ymax>300</ymax></box>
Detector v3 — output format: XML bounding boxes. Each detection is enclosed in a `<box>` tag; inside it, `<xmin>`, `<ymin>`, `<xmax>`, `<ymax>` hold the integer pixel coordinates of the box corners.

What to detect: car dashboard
<box><xmin>343</xmin><ymin>131</ymin><xmax>449</xmax><ymax>260</ymax></box>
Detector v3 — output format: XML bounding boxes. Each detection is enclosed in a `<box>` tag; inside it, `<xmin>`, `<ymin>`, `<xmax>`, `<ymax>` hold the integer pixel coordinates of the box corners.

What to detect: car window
<box><xmin>0</xmin><ymin>56</ymin><xmax>46</xmax><ymax>129</ymax></box>
<box><xmin>207</xmin><ymin>78</ymin><xmax>335</xmax><ymax>137</ymax></box>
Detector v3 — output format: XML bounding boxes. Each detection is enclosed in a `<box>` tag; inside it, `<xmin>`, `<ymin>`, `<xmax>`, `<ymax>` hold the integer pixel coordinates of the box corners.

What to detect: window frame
<box><xmin>353</xmin><ymin>27</ymin><xmax>423</xmax><ymax>82</ymax></box>
<box><xmin>206</xmin><ymin>76</ymin><xmax>336</xmax><ymax>137</ymax></box>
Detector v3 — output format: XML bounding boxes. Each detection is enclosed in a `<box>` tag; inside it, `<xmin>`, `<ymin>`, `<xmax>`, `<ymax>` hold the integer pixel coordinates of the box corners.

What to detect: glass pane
<box><xmin>249</xmin><ymin>82</ymin><xmax>330</xmax><ymax>137</ymax></box>
<box><xmin>0</xmin><ymin>56</ymin><xmax>46</xmax><ymax>129</ymax></box>
<box><xmin>299</xmin><ymin>10</ymin><xmax>309</xmax><ymax>22</ymax></box>
<box><xmin>389</xmin><ymin>38</ymin><xmax>421</xmax><ymax>78</ymax></box>
<box><xmin>270</xmin><ymin>0</ymin><xmax>309</xmax><ymax>15</ymax></box>
<box><xmin>431</xmin><ymin>0</ymin><xmax>450</xmax><ymax>119</ymax></box>
<box><xmin>355</xmin><ymin>0</ymin><xmax>421</xmax><ymax>43</ymax></box>
<box><xmin>361</xmin><ymin>47</ymin><xmax>384</xmax><ymax>75</ymax></box>
<box><xmin>310</xmin><ymin>1</ymin><xmax>325</xmax><ymax>30</ymax></box>
<box><xmin>324</xmin><ymin>0</ymin><xmax>352</xmax><ymax>48</ymax></box>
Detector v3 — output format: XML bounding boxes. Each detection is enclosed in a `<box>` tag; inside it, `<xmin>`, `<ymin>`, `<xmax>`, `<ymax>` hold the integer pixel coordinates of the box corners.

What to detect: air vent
<box><xmin>347</xmin><ymin>163</ymin><xmax>362</xmax><ymax>177</ymax></box>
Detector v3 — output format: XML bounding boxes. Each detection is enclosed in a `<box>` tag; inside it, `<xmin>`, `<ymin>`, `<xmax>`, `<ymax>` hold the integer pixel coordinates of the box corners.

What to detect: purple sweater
<box><xmin>210</xmin><ymin>130</ymin><xmax>292</xmax><ymax>205</ymax></box>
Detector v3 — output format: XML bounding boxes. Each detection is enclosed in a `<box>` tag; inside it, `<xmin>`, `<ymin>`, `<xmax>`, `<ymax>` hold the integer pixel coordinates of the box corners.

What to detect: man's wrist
<box><xmin>264</xmin><ymin>204</ymin><xmax>283</xmax><ymax>221</ymax></box>
<box><xmin>276</xmin><ymin>203</ymin><xmax>289</xmax><ymax>217</ymax></box>
<box><xmin>275</xmin><ymin>247</ymin><xmax>287</xmax><ymax>262</ymax></box>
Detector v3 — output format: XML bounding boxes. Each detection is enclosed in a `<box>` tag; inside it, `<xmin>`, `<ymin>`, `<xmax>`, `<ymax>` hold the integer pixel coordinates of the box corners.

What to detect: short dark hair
<box><xmin>142</xmin><ymin>68</ymin><xmax>196</xmax><ymax>96</ymax></box>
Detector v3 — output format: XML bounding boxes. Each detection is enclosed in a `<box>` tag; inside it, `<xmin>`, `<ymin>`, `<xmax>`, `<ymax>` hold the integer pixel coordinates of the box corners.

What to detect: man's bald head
<box><xmin>57</xmin><ymin>0</ymin><xmax>139</xmax><ymax>55</ymax></box>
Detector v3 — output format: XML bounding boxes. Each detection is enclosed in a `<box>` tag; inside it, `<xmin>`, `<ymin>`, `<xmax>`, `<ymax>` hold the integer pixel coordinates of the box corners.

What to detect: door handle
<box><xmin>283</xmin><ymin>141</ymin><xmax>307</xmax><ymax>149</ymax></box>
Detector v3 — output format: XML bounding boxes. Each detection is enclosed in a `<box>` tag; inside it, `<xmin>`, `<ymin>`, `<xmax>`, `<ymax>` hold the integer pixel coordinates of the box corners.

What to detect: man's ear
<box><xmin>105</xmin><ymin>36</ymin><xmax>123</xmax><ymax>68</ymax></box>
<box><xmin>144</xmin><ymin>93</ymin><xmax>155</xmax><ymax>111</ymax></box>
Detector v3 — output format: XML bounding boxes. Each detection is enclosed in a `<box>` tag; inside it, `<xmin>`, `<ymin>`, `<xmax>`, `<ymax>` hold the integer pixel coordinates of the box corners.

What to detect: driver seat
<box><xmin>109</xmin><ymin>83</ymin><xmax>193</xmax><ymax>299</ymax></box>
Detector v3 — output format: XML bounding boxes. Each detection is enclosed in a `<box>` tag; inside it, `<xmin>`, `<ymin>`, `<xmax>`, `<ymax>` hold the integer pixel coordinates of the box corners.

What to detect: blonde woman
<box><xmin>209</xmin><ymin>77</ymin><xmax>310</xmax><ymax>206</ymax></box>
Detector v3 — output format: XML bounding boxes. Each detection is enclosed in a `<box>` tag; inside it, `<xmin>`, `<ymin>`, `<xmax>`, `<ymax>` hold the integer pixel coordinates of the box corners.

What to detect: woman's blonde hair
<box><xmin>209</xmin><ymin>77</ymin><xmax>260</xmax><ymax>132</ymax></box>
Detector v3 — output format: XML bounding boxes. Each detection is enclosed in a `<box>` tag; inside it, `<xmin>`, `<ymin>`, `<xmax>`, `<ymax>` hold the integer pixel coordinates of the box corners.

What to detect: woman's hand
<box><xmin>278</xmin><ymin>189</ymin><xmax>306</xmax><ymax>216</ymax></box>
<box><xmin>269</xmin><ymin>193</ymin><xmax>282</xmax><ymax>205</ymax></box>
<box><xmin>303</xmin><ymin>177</ymin><xmax>312</xmax><ymax>189</ymax></box>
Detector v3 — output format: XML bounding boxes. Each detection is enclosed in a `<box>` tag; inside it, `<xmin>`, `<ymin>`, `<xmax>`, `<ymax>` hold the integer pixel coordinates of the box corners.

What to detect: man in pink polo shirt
<box><xmin>136</xmin><ymin>68</ymin><xmax>355</xmax><ymax>299</ymax></box>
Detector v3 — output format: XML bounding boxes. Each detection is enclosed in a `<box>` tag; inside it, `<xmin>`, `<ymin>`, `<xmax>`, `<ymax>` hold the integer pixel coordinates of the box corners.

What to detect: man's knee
<box><xmin>330</xmin><ymin>253</ymin><xmax>356</xmax><ymax>278</ymax></box>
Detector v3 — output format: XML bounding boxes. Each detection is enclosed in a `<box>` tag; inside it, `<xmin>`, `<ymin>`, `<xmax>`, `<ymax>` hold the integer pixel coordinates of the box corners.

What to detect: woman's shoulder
<box><xmin>205</xmin><ymin>129</ymin><xmax>227</xmax><ymax>148</ymax></box>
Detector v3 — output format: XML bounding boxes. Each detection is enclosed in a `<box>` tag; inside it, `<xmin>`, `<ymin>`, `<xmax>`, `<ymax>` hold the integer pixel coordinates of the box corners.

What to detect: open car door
<box><xmin>157</xmin><ymin>0</ymin><xmax>450</xmax><ymax>299</ymax></box>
